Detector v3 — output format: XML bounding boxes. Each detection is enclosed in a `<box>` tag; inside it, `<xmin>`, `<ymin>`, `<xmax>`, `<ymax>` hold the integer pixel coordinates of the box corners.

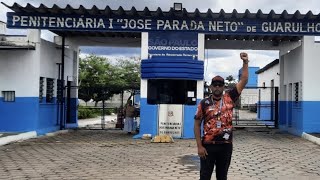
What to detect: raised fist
<box><xmin>240</xmin><ymin>52</ymin><xmax>248</xmax><ymax>61</ymax></box>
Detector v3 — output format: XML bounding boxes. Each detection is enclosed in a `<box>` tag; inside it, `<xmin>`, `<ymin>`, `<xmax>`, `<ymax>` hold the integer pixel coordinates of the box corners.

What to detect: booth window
<box><xmin>39</xmin><ymin>77</ymin><xmax>44</xmax><ymax>102</ymax></box>
<box><xmin>147</xmin><ymin>79</ymin><xmax>197</xmax><ymax>105</ymax></box>
<box><xmin>2</xmin><ymin>91</ymin><xmax>15</xmax><ymax>102</ymax></box>
<box><xmin>46</xmin><ymin>78</ymin><xmax>54</xmax><ymax>103</ymax></box>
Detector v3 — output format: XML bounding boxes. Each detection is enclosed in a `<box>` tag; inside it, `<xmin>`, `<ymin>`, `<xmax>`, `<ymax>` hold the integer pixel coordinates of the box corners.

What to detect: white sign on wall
<box><xmin>158</xmin><ymin>104</ymin><xmax>183</xmax><ymax>138</ymax></box>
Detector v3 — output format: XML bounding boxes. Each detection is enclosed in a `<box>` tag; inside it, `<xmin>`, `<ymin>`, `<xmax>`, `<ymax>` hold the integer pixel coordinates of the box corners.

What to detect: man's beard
<box><xmin>213</xmin><ymin>89</ymin><xmax>223</xmax><ymax>97</ymax></box>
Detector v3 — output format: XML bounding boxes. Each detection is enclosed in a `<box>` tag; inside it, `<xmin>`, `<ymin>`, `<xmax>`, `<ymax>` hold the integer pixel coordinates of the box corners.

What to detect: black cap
<box><xmin>211</xmin><ymin>75</ymin><xmax>225</xmax><ymax>85</ymax></box>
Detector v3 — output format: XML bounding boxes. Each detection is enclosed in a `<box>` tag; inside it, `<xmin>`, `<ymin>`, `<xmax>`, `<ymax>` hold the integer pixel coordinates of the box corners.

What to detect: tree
<box><xmin>78</xmin><ymin>55</ymin><xmax>141</xmax><ymax>106</ymax></box>
<box><xmin>225</xmin><ymin>75</ymin><xmax>237</xmax><ymax>89</ymax></box>
<box><xmin>112</xmin><ymin>57</ymin><xmax>141</xmax><ymax>106</ymax></box>
<box><xmin>79</xmin><ymin>54</ymin><xmax>115</xmax><ymax>105</ymax></box>
<box><xmin>116</xmin><ymin>57</ymin><xmax>141</xmax><ymax>91</ymax></box>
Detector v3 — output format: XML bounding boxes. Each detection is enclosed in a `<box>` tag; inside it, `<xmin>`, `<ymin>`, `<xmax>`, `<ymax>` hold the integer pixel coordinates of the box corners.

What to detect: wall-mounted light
<box><xmin>173</xmin><ymin>3</ymin><xmax>182</xmax><ymax>11</ymax></box>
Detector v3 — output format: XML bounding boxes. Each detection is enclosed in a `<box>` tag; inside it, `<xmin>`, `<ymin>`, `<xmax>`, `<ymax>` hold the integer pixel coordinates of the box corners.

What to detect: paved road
<box><xmin>0</xmin><ymin>129</ymin><xmax>319</xmax><ymax>180</ymax></box>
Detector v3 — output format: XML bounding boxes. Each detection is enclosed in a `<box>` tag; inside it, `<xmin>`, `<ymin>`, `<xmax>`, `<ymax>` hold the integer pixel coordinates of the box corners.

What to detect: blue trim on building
<box><xmin>290</xmin><ymin>101</ymin><xmax>303</xmax><ymax>135</ymax></box>
<box><xmin>141</xmin><ymin>58</ymin><xmax>204</xmax><ymax>80</ymax></box>
<box><xmin>239</xmin><ymin>67</ymin><xmax>259</xmax><ymax>87</ymax></box>
<box><xmin>279</xmin><ymin>101</ymin><xmax>287</xmax><ymax>126</ymax></box>
<box><xmin>280</xmin><ymin>101</ymin><xmax>294</xmax><ymax>133</ymax></box>
<box><xmin>278</xmin><ymin>101</ymin><xmax>305</xmax><ymax>136</ymax></box>
<box><xmin>183</xmin><ymin>99</ymin><xmax>201</xmax><ymax>138</ymax></box>
<box><xmin>69</xmin><ymin>98</ymin><xmax>78</xmax><ymax>124</ymax></box>
<box><xmin>302</xmin><ymin>101</ymin><xmax>320</xmax><ymax>133</ymax></box>
<box><xmin>38</xmin><ymin>97</ymin><xmax>59</xmax><ymax>135</ymax></box>
<box><xmin>0</xmin><ymin>97</ymin><xmax>78</xmax><ymax>135</ymax></box>
<box><xmin>133</xmin><ymin>98</ymin><xmax>158</xmax><ymax>139</ymax></box>
<box><xmin>0</xmin><ymin>97</ymin><xmax>39</xmax><ymax>132</ymax></box>
<box><xmin>257</xmin><ymin>101</ymin><xmax>274</xmax><ymax>125</ymax></box>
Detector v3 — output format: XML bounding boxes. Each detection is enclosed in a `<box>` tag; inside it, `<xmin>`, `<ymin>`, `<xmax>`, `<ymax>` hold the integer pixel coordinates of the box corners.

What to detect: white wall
<box><xmin>240</xmin><ymin>89</ymin><xmax>259</xmax><ymax>105</ymax></box>
<box><xmin>302</xmin><ymin>36</ymin><xmax>320</xmax><ymax>101</ymax></box>
<box><xmin>0</xmin><ymin>30</ymin><xmax>77</xmax><ymax>99</ymax></box>
<box><xmin>281</xmin><ymin>45</ymin><xmax>303</xmax><ymax>102</ymax></box>
<box><xmin>258</xmin><ymin>64</ymin><xmax>280</xmax><ymax>88</ymax></box>
<box><xmin>40</xmin><ymin>39</ymin><xmax>76</xmax><ymax>97</ymax></box>
<box><xmin>257</xmin><ymin>63</ymin><xmax>280</xmax><ymax>102</ymax></box>
<box><xmin>283</xmin><ymin>47</ymin><xmax>303</xmax><ymax>86</ymax></box>
<box><xmin>0</xmin><ymin>49</ymin><xmax>40</xmax><ymax>97</ymax></box>
<box><xmin>0</xmin><ymin>30</ymin><xmax>41</xmax><ymax>98</ymax></box>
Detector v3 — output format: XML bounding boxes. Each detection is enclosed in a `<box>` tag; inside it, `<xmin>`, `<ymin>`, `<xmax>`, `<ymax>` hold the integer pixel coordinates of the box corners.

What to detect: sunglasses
<box><xmin>212</xmin><ymin>83</ymin><xmax>224</xmax><ymax>87</ymax></box>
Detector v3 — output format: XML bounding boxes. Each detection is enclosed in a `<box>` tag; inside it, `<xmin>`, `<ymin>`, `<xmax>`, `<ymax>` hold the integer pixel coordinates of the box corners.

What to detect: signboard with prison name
<box><xmin>7</xmin><ymin>12</ymin><xmax>320</xmax><ymax>35</ymax></box>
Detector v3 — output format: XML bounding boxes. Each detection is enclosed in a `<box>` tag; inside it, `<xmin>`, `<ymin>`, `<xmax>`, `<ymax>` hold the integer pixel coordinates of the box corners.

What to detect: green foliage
<box><xmin>225</xmin><ymin>75</ymin><xmax>237</xmax><ymax>89</ymax></box>
<box><xmin>78</xmin><ymin>55</ymin><xmax>141</xmax><ymax>105</ymax></box>
<box><xmin>78</xmin><ymin>107</ymin><xmax>114</xmax><ymax>119</ymax></box>
<box><xmin>78</xmin><ymin>108</ymin><xmax>99</xmax><ymax>119</ymax></box>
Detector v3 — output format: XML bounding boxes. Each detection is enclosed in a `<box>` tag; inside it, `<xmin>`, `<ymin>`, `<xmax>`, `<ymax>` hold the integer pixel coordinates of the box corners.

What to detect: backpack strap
<box><xmin>200</xmin><ymin>97</ymin><xmax>211</xmax><ymax>119</ymax></box>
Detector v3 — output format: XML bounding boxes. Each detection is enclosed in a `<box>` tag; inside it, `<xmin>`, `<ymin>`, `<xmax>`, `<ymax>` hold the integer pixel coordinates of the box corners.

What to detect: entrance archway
<box><xmin>2</xmin><ymin>2</ymin><xmax>320</xmax><ymax>136</ymax></box>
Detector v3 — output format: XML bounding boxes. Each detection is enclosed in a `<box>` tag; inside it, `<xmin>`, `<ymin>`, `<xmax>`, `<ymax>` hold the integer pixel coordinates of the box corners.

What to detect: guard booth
<box><xmin>138</xmin><ymin>32</ymin><xmax>204</xmax><ymax>138</ymax></box>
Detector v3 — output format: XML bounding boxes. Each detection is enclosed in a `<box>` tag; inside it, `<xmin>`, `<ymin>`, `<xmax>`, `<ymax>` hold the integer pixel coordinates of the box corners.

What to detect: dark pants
<box><xmin>200</xmin><ymin>143</ymin><xmax>233</xmax><ymax>180</ymax></box>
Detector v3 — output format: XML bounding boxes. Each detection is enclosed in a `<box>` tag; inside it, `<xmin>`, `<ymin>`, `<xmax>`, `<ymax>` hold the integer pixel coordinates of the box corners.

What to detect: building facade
<box><xmin>0</xmin><ymin>28</ymin><xmax>78</xmax><ymax>135</ymax></box>
<box><xmin>1</xmin><ymin>3</ymin><xmax>320</xmax><ymax>137</ymax></box>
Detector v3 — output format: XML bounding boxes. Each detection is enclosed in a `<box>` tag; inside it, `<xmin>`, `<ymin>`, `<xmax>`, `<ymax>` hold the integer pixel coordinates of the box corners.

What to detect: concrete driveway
<box><xmin>0</xmin><ymin>129</ymin><xmax>319</xmax><ymax>180</ymax></box>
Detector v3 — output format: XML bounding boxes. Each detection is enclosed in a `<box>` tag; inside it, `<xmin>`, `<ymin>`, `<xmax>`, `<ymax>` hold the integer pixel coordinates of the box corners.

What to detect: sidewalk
<box><xmin>302</xmin><ymin>132</ymin><xmax>320</xmax><ymax>146</ymax></box>
<box><xmin>2</xmin><ymin>116</ymin><xmax>320</xmax><ymax>147</ymax></box>
<box><xmin>0</xmin><ymin>131</ymin><xmax>37</xmax><ymax>146</ymax></box>
<box><xmin>78</xmin><ymin>115</ymin><xmax>118</xmax><ymax>129</ymax></box>
<box><xmin>1</xmin><ymin>129</ymin><xmax>319</xmax><ymax>179</ymax></box>
<box><xmin>0</xmin><ymin>115</ymin><xmax>118</xmax><ymax>146</ymax></box>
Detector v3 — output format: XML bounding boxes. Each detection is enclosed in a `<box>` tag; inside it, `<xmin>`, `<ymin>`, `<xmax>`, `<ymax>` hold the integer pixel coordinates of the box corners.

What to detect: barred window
<box><xmin>46</xmin><ymin>78</ymin><xmax>54</xmax><ymax>103</ymax></box>
<box><xmin>294</xmin><ymin>82</ymin><xmax>299</xmax><ymax>103</ymax></box>
<box><xmin>39</xmin><ymin>77</ymin><xmax>44</xmax><ymax>102</ymax></box>
<box><xmin>57</xmin><ymin>79</ymin><xmax>64</xmax><ymax>102</ymax></box>
<box><xmin>2</xmin><ymin>91</ymin><xmax>15</xmax><ymax>102</ymax></box>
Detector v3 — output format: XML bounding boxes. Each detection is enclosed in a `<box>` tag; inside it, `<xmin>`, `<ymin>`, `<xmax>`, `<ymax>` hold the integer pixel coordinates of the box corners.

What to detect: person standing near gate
<box><xmin>194</xmin><ymin>52</ymin><xmax>249</xmax><ymax>180</ymax></box>
<box><xmin>123</xmin><ymin>100</ymin><xmax>136</xmax><ymax>134</ymax></box>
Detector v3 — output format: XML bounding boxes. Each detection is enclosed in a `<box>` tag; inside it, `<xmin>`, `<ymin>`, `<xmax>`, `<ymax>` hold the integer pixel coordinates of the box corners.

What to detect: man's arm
<box><xmin>236</xmin><ymin>52</ymin><xmax>249</xmax><ymax>94</ymax></box>
<box><xmin>194</xmin><ymin>119</ymin><xmax>208</xmax><ymax>159</ymax></box>
<box><xmin>194</xmin><ymin>119</ymin><xmax>202</xmax><ymax>148</ymax></box>
<box><xmin>194</xmin><ymin>103</ymin><xmax>208</xmax><ymax>159</ymax></box>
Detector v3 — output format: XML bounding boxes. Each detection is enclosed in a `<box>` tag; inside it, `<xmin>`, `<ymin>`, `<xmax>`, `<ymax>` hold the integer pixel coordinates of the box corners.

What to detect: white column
<box><xmin>197</xmin><ymin>33</ymin><xmax>205</xmax><ymax>100</ymax></box>
<box><xmin>140</xmin><ymin>32</ymin><xmax>148</xmax><ymax>98</ymax></box>
<box><xmin>279</xmin><ymin>53</ymin><xmax>285</xmax><ymax>101</ymax></box>
<box><xmin>28</xmin><ymin>29</ymin><xmax>41</xmax><ymax>97</ymax></box>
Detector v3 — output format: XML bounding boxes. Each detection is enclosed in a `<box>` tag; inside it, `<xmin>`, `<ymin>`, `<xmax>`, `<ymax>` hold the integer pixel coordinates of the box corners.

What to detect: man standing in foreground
<box><xmin>194</xmin><ymin>52</ymin><xmax>249</xmax><ymax>180</ymax></box>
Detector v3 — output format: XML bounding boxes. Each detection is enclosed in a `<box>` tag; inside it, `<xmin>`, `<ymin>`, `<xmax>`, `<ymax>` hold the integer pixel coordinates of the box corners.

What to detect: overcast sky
<box><xmin>2</xmin><ymin>0</ymin><xmax>320</xmax><ymax>81</ymax></box>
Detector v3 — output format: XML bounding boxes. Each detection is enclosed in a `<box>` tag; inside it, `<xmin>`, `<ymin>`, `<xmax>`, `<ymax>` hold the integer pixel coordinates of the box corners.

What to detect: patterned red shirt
<box><xmin>194</xmin><ymin>87</ymin><xmax>239</xmax><ymax>144</ymax></box>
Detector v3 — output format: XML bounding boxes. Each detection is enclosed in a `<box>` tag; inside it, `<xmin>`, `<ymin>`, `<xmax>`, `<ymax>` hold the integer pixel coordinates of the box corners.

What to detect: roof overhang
<box><xmin>4</xmin><ymin>2</ymin><xmax>320</xmax><ymax>42</ymax></box>
<box><xmin>256</xmin><ymin>59</ymin><xmax>280</xmax><ymax>74</ymax></box>
<box><xmin>0</xmin><ymin>35</ymin><xmax>35</xmax><ymax>50</ymax></box>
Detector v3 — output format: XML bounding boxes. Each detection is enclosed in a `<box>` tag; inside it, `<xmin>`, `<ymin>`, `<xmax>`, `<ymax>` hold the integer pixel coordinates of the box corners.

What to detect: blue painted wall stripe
<box><xmin>134</xmin><ymin>98</ymin><xmax>158</xmax><ymax>138</ymax></box>
<box><xmin>0</xmin><ymin>97</ymin><xmax>39</xmax><ymax>132</ymax></box>
<box><xmin>302</xmin><ymin>101</ymin><xmax>320</xmax><ymax>133</ymax></box>
<box><xmin>0</xmin><ymin>97</ymin><xmax>78</xmax><ymax>135</ymax></box>
<box><xmin>183</xmin><ymin>99</ymin><xmax>201</xmax><ymax>138</ymax></box>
